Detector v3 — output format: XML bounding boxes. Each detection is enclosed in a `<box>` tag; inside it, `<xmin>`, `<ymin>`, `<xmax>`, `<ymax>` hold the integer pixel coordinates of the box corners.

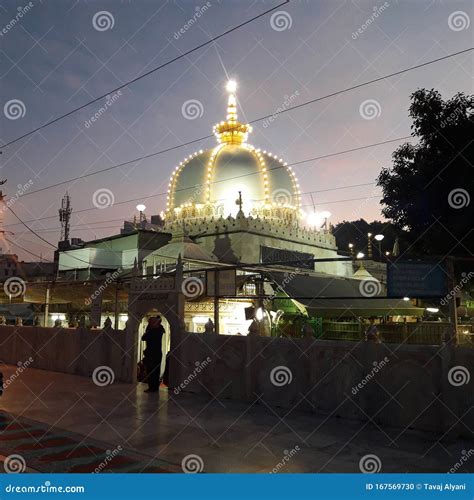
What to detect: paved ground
<box><xmin>0</xmin><ymin>365</ymin><xmax>472</xmax><ymax>473</ymax></box>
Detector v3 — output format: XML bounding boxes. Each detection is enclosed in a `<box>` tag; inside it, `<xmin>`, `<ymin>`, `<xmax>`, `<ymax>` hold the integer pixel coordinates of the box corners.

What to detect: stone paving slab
<box><xmin>0</xmin><ymin>365</ymin><xmax>472</xmax><ymax>473</ymax></box>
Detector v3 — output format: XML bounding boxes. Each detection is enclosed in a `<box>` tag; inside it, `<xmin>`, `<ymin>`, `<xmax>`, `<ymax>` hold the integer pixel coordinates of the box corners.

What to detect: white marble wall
<box><xmin>175</xmin><ymin>332</ymin><xmax>473</xmax><ymax>438</ymax></box>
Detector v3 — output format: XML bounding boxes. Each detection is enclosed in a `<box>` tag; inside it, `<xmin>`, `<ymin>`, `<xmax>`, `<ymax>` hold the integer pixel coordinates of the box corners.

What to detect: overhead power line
<box><xmin>6</xmin><ymin>180</ymin><xmax>378</xmax><ymax>229</ymax></box>
<box><xmin>18</xmin><ymin>134</ymin><xmax>408</xmax><ymax>203</ymax></box>
<box><xmin>6</xmin><ymin>205</ymin><xmax>118</xmax><ymax>268</ymax></box>
<box><xmin>12</xmin><ymin>188</ymin><xmax>380</xmax><ymax>234</ymax></box>
<box><xmin>0</xmin><ymin>0</ymin><xmax>290</xmax><ymax>149</ymax></box>
<box><xmin>7</xmin><ymin>46</ymin><xmax>471</xmax><ymax>197</ymax></box>
<box><xmin>5</xmin><ymin>132</ymin><xmax>405</xmax><ymax>229</ymax></box>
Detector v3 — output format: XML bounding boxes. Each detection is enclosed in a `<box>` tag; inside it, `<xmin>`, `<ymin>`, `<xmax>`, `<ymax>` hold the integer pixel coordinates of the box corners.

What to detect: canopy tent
<box><xmin>264</xmin><ymin>270</ymin><xmax>424</xmax><ymax>318</ymax></box>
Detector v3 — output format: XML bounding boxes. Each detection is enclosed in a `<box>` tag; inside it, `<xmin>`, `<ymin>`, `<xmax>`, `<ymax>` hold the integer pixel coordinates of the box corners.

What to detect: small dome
<box><xmin>152</xmin><ymin>233</ymin><xmax>217</xmax><ymax>264</ymax></box>
<box><xmin>165</xmin><ymin>81</ymin><xmax>301</xmax><ymax>222</ymax></box>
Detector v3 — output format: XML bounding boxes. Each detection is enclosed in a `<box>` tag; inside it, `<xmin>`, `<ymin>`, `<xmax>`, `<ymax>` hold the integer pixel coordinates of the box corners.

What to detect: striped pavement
<box><xmin>0</xmin><ymin>412</ymin><xmax>180</xmax><ymax>473</ymax></box>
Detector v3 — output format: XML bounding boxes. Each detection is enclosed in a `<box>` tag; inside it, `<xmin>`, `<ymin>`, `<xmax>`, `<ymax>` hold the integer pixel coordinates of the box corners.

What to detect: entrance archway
<box><xmin>137</xmin><ymin>309</ymin><xmax>171</xmax><ymax>380</ymax></box>
<box><xmin>125</xmin><ymin>265</ymin><xmax>185</xmax><ymax>387</ymax></box>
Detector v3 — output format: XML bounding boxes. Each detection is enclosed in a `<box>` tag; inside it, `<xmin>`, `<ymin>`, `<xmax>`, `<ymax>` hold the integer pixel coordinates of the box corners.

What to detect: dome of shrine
<box><xmin>165</xmin><ymin>81</ymin><xmax>301</xmax><ymax>222</ymax></box>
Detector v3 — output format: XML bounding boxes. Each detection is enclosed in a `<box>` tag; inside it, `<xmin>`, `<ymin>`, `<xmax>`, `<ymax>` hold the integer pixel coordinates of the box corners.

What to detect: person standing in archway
<box><xmin>142</xmin><ymin>316</ymin><xmax>165</xmax><ymax>393</ymax></box>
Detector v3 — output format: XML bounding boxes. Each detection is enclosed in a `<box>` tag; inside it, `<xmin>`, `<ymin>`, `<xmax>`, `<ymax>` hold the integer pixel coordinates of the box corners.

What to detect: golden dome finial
<box><xmin>213</xmin><ymin>78</ymin><xmax>252</xmax><ymax>145</ymax></box>
<box><xmin>226</xmin><ymin>80</ymin><xmax>238</xmax><ymax>122</ymax></box>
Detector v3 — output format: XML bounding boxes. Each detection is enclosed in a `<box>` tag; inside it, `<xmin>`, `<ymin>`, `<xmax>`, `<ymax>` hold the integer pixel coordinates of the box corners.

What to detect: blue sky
<box><xmin>0</xmin><ymin>0</ymin><xmax>472</xmax><ymax>260</ymax></box>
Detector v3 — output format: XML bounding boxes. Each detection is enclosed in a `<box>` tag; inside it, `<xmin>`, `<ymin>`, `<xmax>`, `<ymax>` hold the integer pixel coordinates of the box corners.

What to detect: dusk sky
<box><xmin>1</xmin><ymin>0</ymin><xmax>472</xmax><ymax>261</ymax></box>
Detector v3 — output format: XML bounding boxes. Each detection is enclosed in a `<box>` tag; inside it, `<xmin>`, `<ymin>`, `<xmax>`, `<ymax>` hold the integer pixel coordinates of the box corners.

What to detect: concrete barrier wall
<box><xmin>1</xmin><ymin>325</ymin><xmax>471</xmax><ymax>437</ymax></box>
<box><xmin>0</xmin><ymin>326</ymin><xmax>130</xmax><ymax>383</ymax></box>
<box><xmin>176</xmin><ymin>333</ymin><xmax>473</xmax><ymax>437</ymax></box>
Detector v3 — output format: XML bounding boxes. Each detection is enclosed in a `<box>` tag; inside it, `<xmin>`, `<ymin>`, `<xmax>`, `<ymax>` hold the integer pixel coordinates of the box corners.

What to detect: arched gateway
<box><xmin>124</xmin><ymin>257</ymin><xmax>185</xmax><ymax>387</ymax></box>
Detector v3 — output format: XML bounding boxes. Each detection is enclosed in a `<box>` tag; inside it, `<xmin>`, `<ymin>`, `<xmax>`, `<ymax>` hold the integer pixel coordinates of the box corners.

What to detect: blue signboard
<box><xmin>387</xmin><ymin>261</ymin><xmax>448</xmax><ymax>298</ymax></box>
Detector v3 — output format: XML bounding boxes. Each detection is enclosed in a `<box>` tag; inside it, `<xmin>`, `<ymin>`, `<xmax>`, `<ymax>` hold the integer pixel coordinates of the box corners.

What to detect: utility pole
<box><xmin>214</xmin><ymin>270</ymin><xmax>220</xmax><ymax>334</ymax></box>
<box><xmin>446</xmin><ymin>257</ymin><xmax>458</xmax><ymax>344</ymax></box>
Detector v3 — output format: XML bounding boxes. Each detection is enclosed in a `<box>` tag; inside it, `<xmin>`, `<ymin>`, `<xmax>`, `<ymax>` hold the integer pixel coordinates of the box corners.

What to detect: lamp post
<box><xmin>136</xmin><ymin>204</ymin><xmax>146</xmax><ymax>223</ymax></box>
<box><xmin>367</xmin><ymin>233</ymin><xmax>373</xmax><ymax>259</ymax></box>
<box><xmin>374</xmin><ymin>234</ymin><xmax>384</xmax><ymax>259</ymax></box>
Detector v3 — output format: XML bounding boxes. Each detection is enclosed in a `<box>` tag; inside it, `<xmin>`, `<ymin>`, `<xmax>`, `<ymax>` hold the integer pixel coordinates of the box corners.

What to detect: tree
<box><xmin>333</xmin><ymin>219</ymin><xmax>408</xmax><ymax>258</ymax></box>
<box><xmin>377</xmin><ymin>89</ymin><xmax>474</xmax><ymax>257</ymax></box>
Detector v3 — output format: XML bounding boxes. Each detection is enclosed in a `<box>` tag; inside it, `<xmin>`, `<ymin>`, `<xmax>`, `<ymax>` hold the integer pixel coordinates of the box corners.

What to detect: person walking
<box><xmin>204</xmin><ymin>318</ymin><xmax>214</xmax><ymax>334</ymax></box>
<box><xmin>142</xmin><ymin>316</ymin><xmax>165</xmax><ymax>393</ymax></box>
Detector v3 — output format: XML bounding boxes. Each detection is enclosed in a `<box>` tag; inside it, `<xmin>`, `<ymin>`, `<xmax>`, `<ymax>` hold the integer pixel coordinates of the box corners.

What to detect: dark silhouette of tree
<box><xmin>377</xmin><ymin>89</ymin><xmax>473</xmax><ymax>257</ymax></box>
<box><xmin>333</xmin><ymin>219</ymin><xmax>408</xmax><ymax>259</ymax></box>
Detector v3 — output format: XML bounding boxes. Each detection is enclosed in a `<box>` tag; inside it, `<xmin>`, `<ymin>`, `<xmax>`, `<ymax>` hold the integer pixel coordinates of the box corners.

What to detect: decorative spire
<box><xmin>213</xmin><ymin>79</ymin><xmax>252</xmax><ymax>145</ymax></box>
<box><xmin>226</xmin><ymin>80</ymin><xmax>238</xmax><ymax>122</ymax></box>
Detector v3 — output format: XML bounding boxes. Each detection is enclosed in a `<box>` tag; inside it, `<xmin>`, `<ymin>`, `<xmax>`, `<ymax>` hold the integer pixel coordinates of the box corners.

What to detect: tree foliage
<box><xmin>377</xmin><ymin>89</ymin><xmax>474</xmax><ymax>257</ymax></box>
<box><xmin>333</xmin><ymin>219</ymin><xmax>408</xmax><ymax>258</ymax></box>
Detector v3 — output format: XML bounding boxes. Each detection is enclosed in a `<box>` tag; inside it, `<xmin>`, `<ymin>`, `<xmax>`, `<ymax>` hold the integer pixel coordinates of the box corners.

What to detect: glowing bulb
<box><xmin>306</xmin><ymin>212</ymin><xmax>323</xmax><ymax>227</ymax></box>
<box><xmin>136</xmin><ymin>204</ymin><xmax>146</xmax><ymax>212</ymax></box>
<box><xmin>255</xmin><ymin>307</ymin><xmax>264</xmax><ymax>321</ymax></box>
<box><xmin>356</xmin><ymin>252</ymin><xmax>365</xmax><ymax>259</ymax></box>
<box><xmin>226</xmin><ymin>80</ymin><xmax>237</xmax><ymax>93</ymax></box>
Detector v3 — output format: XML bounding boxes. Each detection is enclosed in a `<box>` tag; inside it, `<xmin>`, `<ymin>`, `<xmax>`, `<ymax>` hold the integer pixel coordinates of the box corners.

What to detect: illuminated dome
<box><xmin>165</xmin><ymin>80</ymin><xmax>301</xmax><ymax>223</ymax></box>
